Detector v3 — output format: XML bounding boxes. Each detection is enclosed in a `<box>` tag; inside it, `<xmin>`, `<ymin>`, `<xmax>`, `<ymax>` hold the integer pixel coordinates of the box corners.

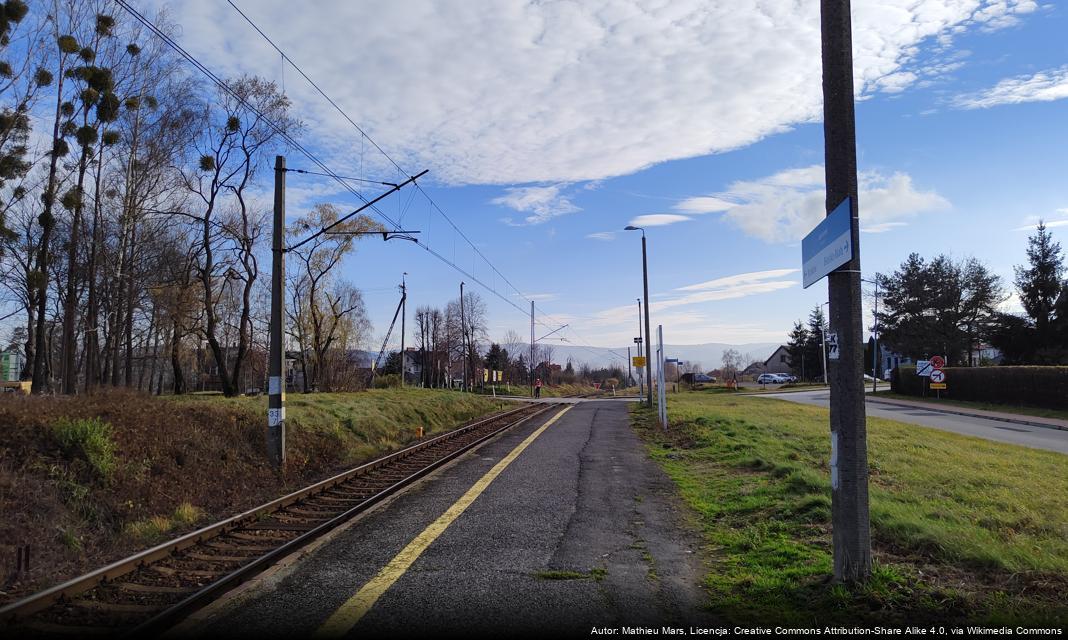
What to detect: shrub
<box><xmin>52</xmin><ymin>416</ymin><xmax>116</xmax><ymax>478</ymax></box>
<box><xmin>891</xmin><ymin>365</ymin><xmax>1068</xmax><ymax>409</ymax></box>
<box><xmin>371</xmin><ymin>374</ymin><xmax>400</xmax><ymax>389</ymax></box>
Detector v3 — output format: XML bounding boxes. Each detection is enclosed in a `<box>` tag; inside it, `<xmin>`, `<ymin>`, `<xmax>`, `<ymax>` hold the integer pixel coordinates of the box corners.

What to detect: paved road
<box><xmin>760</xmin><ymin>389</ymin><xmax>1068</xmax><ymax>455</ymax></box>
<box><xmin>194</xmin><ymin>401</ymin><xmax>715</xmax><ymax>636</ymax></box>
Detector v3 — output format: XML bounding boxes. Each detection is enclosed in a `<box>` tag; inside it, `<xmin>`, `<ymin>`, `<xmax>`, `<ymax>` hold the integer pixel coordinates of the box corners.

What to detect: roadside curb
<box><xmin>738</xmin><ymin>386</ymin><xmax>830</xmax><ymax>396</ymax></box>
<box><xmin>866</xmin><ymin>397</ymin><xmax>1068</xmax><ymax>433</ymax></box>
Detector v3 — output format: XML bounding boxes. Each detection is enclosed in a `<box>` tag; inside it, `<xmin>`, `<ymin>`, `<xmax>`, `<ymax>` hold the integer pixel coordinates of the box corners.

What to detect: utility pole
<box><xmin>268</xmin><ymin>155</ymin><xmax>286</xmax><ymax>468</ymax></box>
<box><xmin>656</xmin><ymin>325</ymin><xmax>667</xmax><ymax>429</ymax></box>
<box><xmin>530</xmin><ymin>301</ymin><xmax>535</xmax><ymax>398</ymax></box>
<box><xmin>627</xmin><ymin>346</ymin><xmax>633</xmax><ymax>388</ymax></box>
<box><xmin>821</xmin><ymin>317</ymin><xmax>829</xmax><ymax>385</ymax></box>
<box><xmin>400</xmin><ymin>273</ymin><xmax>407</xmax><ymax>388</ymax></box>
<box><xmin>460</xmin><ymin>281</ymin><xmax>466</xmax><ymax>392</ymax></box>
<box><xmin>637</xmin><ymin>298</ymin><xmax>644</xmax><ymax>399</ymax></box>
<box><xmin>821</xmin><ymin>0</ymin><xmax>871</xmax><ymax>583</ymax></box>
<box><xmin>871</xmin><ymin>277</ymin><xmax>879</xmax><ymax>393</ymax></box>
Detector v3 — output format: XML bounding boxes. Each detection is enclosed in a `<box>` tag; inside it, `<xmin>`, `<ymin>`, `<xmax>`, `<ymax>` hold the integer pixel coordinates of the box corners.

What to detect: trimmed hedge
<box><xmin>891</xmin><ymin>365</ymin><xmax>1068</xmax><ymax>409</ymax></box>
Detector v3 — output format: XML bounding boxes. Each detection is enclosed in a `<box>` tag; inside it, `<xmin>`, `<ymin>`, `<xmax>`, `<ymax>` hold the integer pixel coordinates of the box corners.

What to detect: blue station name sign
<box><xmin>802</xmin><ymin>197</ymin><xmax>854</xmax><ymax>289</ymax></box>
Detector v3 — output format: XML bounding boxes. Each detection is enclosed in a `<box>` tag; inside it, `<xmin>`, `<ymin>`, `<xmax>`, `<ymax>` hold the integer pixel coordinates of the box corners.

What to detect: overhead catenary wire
<box><xmin>125</xmin><ymin>0</ymin><xmax>623</xmax><ymax>361</ymax></box>
<box><xmin>223</xmin><ymin>0</ymin><xmax>535</xmax><ymax>308</ymax></box>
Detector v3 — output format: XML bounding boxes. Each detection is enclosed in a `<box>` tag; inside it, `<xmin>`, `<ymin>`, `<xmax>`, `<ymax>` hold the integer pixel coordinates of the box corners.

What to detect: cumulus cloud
<box><xmin>677</xmin><ymin>269</ymin><xmax>800</xmax><ymax>292</ymax></box>
<box><xmin>163</xmin><ymin>1</ymin><xmax>1039</xmax><ymax>185</ymax></box>
<box><xmin>492</xmin><ymin>184</ymin><xmax>580</xmax><ymax>225</ymax></box>
<box><xmin>589</xmin><ymin>268</ymin><xmax>798</xmax><ymax>329</ymax></box>
<box><xmin>954</xmin><ymin>65</ymin><xmax>1068</xmax><ymax>109</ymax></box>
<box><xmin>678</xmin><ymin>165</ymin><xmax>949</xmax><ymax>243</ymax></box>
<box><xmin>628</xmin><ymin>214</ymin><xmax>691</xmax><ymax>228</ymax></box>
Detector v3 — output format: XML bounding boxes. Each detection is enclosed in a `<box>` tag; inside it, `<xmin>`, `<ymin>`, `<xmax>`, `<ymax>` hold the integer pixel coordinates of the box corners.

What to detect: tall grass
<box><xmin>51</xmin><ymin>417</ymin><xmax>116</xmax><ymax>479</ymax></box>
<box><xmin>633</xmin><ymin>393</ymin><xmax>1068</xmax><ymax>624</ymax></box>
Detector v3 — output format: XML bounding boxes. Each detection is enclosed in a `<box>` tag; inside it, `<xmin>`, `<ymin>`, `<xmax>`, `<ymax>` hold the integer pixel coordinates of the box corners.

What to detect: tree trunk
<box><xmin>171</xmin><ymin>317</ymin><xmax>185</xmax><ymax>394</ymax></box>
<box><xmin>31</xmin><ymin>55</ymin><xmax>68</xmax><ymax>394</ymax></box>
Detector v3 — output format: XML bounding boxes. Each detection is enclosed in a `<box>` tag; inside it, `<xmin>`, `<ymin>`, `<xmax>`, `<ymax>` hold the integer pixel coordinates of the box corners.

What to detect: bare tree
<box><xmin>183</xmin><ymin>76</ymin><xmax>298</xmax><ymax>397</ymax></box>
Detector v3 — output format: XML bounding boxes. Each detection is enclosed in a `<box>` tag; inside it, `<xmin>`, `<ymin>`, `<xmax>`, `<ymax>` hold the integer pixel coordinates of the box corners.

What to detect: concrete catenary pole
<box><xmin>268</xmin><ymin>155</ymin><xmax>286</xmax><ymax>467</ymax></box>
<box><xmin>460</xmin><ymin>281</ymin><xmax>466</xmax><ymax>392</ymax></box>
<box><xmin>400</xmin><ymin>274</ymin><xmax>406</xmax><ymax>387</ymax></box>
<box><xmin>821</xmin><ymin>0</ymin><xmax>871</xmax><ymax>583</ymax></box>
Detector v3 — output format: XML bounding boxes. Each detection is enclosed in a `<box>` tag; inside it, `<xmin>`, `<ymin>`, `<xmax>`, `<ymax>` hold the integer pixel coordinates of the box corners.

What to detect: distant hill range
<box><xmin>532</xmin><ymin>341</ymin><xmax>780</xmax><ymax>371</ymax></box>
<box><xmin>361</xmin><ymin>341</ymin><xmax>781</xmax><ymax>372</ymax></box>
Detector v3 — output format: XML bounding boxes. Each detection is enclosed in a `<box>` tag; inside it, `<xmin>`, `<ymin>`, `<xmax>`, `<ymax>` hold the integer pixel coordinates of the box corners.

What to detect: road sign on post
<box><xmin>802</xmin><ymin>198</ymin><xmax>854</xmax><ymax>289</ymax></box>
<box><xmin>633</xmin><ymin>356</ymin><xmax>646</xmax><ymax>368</ymax></box>
<box><xmin>916</xmin><ymin>360</ymin><xmax>932</xmax><ymax>377</ymax></box>
<box><xmin>930</xmin><ymin>355</ymin><xmax>945</xmax><ymax>370</ymax></box>
<box><xmin>820</xmin><ymin>0</ymin><xmax>871</xmax><ymax>583</ymax></box>
<box><xmin>930</xmin><ymin>370</ymin><xmax>945</xmax><ymax>384</ymax></box>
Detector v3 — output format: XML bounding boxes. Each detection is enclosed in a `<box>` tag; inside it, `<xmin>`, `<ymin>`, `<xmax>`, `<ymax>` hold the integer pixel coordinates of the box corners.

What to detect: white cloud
<box><xmin>517</xmin><ymin>292</ymin><xmax>558</xmax><ymax>302</ymax></box>
<box><xmin>679</xmin><ymin>165</ymin><xmax>949</xmax><ymax>243</ymax></box>
<box><xmin>1014</xmin><ymin>209</ymin><xmax>1068</xmax><ymax>231</ymax></box>
<box><xmin>586</xmin><ymin>231</ymin><xmax>617</xmax><ymax>241</ymax></box>
<box><xmin>675</xmin><ymin>196</ymin><xmax>737</xmax><ymax>214</ymax></box>
<box><xmin>590</xmin><ymin>269</ymin><xmax>798</xmax><ymax>328</ymax></box>
<box><xmin>628</xmin><ymin>214</ymin><xmax>691</xmax><ymax>228</ymax></box>
<box><xmin>492</xmin><ymin>185</ymin><xmax>579</xmax><ymax>225</ymax></box>
<box><xmin>861</xmin><ymin>222</ymin><xmax>909</xmax><ymax>233</ymax></box>
<box><xmin>954</xmin><ymin>65</ymin><xmax>1068</xmax><ymax>109</ymax></box>
<box><xmin>677</xmin><ymin>269</ymin><xmax>799</xmax><ymax>292</ymax></box>
<box><xmin>163</xmin><ymin>0</ymin><xmax>1039</xmax><ymax>185</ymax></box>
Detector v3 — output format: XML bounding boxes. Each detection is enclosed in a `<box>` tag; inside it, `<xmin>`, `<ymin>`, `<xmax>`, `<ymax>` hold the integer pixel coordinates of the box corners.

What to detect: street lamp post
<box><xmin>625</xmin><ymin>226</ymin><xmax>653</xmax><ymax>407</ymax></box>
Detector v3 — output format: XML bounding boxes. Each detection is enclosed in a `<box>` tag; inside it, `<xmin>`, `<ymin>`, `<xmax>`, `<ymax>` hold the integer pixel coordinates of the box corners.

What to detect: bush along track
<box><xmin>630</xmin><ymin>393</ymin><xmax>1068</xmax><ymax>626</ymax></box>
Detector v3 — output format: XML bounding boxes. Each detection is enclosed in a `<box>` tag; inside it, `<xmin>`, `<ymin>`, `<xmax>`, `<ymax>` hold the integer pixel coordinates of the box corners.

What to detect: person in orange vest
<box><xmin>534</xmin><ymin>377</ymin><xmax>542</xmax><ymax>398</ymax></box>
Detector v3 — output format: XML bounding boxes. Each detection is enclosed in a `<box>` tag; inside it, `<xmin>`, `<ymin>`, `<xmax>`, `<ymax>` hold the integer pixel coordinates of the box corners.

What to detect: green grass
<box><xmin>872</xmin><ymin>390</ymin><xmax>1068</xmax><ymax>422</ymax></box>
<box><xmin>124</xmin><ymin>502</ymin><xmax>204</xmax><ymax>543</ymax></box>
<box><xmin>632</xmin><ymin>392</ymin><xmax>1068</xmax><ymax>625</ymax></box>
<box><xmin>51</xmin><ymin>417</ymin><xmax>116</xmax><ymax>479</ymax></box>
<box><xmin>174</xmin><ymin>388</ymin><xmax>514</xmax><ymax>465</ymax></box>
<box><xmin>534</xmin><ymin>567</ymin><xmax>607</xmax><ymax>581</ymax></box>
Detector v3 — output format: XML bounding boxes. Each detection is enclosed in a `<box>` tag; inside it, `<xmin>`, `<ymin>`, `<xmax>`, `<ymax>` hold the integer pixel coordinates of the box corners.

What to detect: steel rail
<box><xmin>0</xmin><ymin>403</ymin><xmax>551</xmax><ymax>634</ymax></box>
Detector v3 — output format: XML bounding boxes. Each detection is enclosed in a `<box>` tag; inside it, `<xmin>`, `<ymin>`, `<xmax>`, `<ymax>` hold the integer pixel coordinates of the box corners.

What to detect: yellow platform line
<box><xmin>315</xmin><ymin>404</ymin><xmax>573</xmax><ymax>638</ymax></box>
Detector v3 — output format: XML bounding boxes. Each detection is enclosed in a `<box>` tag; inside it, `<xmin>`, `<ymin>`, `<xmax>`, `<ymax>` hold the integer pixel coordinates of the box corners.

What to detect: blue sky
<box><xmin>148</xmin><ymin>0</ymin><xmax>1066</xmax><ymax>354</ymax></box>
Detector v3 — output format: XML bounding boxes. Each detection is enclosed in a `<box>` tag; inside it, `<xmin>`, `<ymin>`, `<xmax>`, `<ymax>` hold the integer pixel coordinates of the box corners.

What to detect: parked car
<box><xmin>756</xmin><ymin>373</ymin><xmax>782</xmax><ymax>384</ymax></box>
<box><xmin>780</xmin><ymin>374</ymin><xmax>798</xmax><ymax>383</ymax></box>
<box><xmin>693</xmin><ymin>373</ymin><xmax>715</xmax><ymax>383</ymax></box>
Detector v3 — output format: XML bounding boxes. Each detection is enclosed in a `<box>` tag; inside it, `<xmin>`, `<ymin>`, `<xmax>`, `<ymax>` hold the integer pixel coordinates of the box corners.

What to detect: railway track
<box><xmin>0</xmin><ymin>403</ymin><xmax>553</xmax><ymax>638</ymax></box>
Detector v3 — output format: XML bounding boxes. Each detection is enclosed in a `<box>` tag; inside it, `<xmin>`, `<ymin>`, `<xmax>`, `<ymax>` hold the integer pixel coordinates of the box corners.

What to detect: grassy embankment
<box><xmin>632</xmin><ymin>390</ymin><xmax>1068</xmax><ymax>625</ymax></box>
<box><xmin>871</xmin><ymin>390</ymin><xmax>1068</xmax><ymax>423</ymax></box>
<box><xmin>0</xmin><ymin>388</ymin><xmax>510</xmax><ymax>603</ymax></box>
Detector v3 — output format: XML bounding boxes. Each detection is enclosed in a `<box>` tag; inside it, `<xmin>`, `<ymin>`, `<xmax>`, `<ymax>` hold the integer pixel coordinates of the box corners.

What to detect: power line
<box><xmin>224</xmin><ymin>1</ymin><xmax>533</xmax><ymax>305</ymax></box>
<box><xmin>127</xmin><ymin>0</ymin><xmax>618</xmax><ymax>363</ymax></box>
<box><xmin>114</xmin><ymin>0</ymin><xmax>404</xmax><ymax>232</ymax></box>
